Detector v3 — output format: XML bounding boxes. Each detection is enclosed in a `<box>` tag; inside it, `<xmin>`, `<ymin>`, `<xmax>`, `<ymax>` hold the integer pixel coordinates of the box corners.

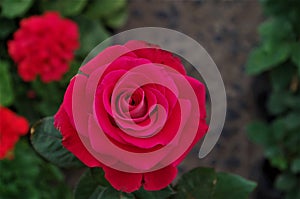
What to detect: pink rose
<box><xmin>54</xmin><ymin>40</ymin><xmax>208</xmax><ymax>192</ymax></box>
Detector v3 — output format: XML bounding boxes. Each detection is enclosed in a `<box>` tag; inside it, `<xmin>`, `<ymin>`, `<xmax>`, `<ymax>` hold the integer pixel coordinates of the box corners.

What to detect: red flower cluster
<box><xmin>8</xmin><ymin>12</ymin><xmax>79</xmax><ymax>82</ymax></box>
<box><xmin>0</xmin><ymin>107</ymin><xmax>29</xmax><ymax>159</ymax></box>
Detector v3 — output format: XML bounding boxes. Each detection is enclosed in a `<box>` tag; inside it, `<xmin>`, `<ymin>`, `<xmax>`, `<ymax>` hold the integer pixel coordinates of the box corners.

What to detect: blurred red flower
<box><xmin>8</xmin><ymin>12</ymin><xmax>79</xmax><ymax>82</ymax></box>
<box><xmin>0</xmin><ymin>107</ymin><xmax>29</xmax><ymax>159</ymax></box>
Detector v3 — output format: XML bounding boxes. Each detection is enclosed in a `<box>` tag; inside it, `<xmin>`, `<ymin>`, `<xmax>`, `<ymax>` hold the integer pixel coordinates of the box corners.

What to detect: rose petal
<box><xmin>143</xmin><ymin>165</ymin><xmax>177</xmax><ymax>191</ymax></box>
<box><xmin>171</xmin><ymin>118</ymin><xmax>208</xmax><ymax>167</ymax></box>
<box><xmin>103</xmin><ymin>166</ymin><xmax>143</xmax><ymax>193</ymax></box>
<box><xmin>80</xmin><ymin>46</ymin><xmax>136</xmax><ymax>75</ymax></box>
<box><xmin>170</xmin><ymin>77</ymin><xmax>208</xmax><ymax>166</ymax></box>
<box><xmin>124</xmin><ymin>40</ymin><xmax>160</xmax><ymax>51</ymax></box>
<box><xmin>133</xmin><ymin>48</ymin><xmax>186</xmax><ymax>75</ymax></box>
<box><xmin>62</xmin><ymin>77</ymin><xmax>75</xmax><ymax>126</ymax></box>
<box><xmin>185</xmin><ymin>76</ymin><xmax>206</xmax><ymax>119</ymax></box>
<box><xmin>88</xmin><ymin>112</ymin><xmax>177</xmax><ymax>171</ymax></box>
<box><xmin>100</xmin><ymin>56</ymin><xmax>151</xmax><ymax>83</ymax></box>
<box><xmin>100</xmin><ymin>70</ymin><xmax>127</xmax><ymax>117</ymax></box>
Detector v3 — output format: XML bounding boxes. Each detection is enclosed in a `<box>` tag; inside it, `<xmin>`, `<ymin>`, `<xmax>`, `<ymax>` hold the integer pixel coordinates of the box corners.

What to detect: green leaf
<box><xmin>246</xmin><ymin>121</ymin><xmax>271</xmax><ymax>145</ymax></box>
<box><xmin>0</xmin><ymin>141</ymin><xmax>72</xmax><ymax>199</ymax></box>
<box><xmin>30</xmin><ymin>117</ymin><xmax>84</xmax><ymax>168</ymax></box>
<box><xmin>291</xmin><ymin>158</ymin><xmax>300</xmax><ymax>173</ymax></box>
<box><xmin>213</xmin><ymin>172</ymin><xmax>257</xmax><ymax>199</ymax></box>
<box><xmin>73</xmin><ymin>16</ymin><xmax>110</xmax><ymax>58</ymax></box>
<box><xmin>59</xmin><ymin>60</ymin><xmax>81</xmax><ymax>86</ymax></box>
<box><xmin>0</xmin><ymin>0</ymin><xmax>33</xmax><ymax>18</ymax></box>
<box><xmin>291</xmin><ymin>43</ymin><xmax>300</xmax><ymax>76</ymax></box>
<box><xmin>134</xmin><ymin>186</ymin><xmax>174</xmax><ymax>199</ymax></box>
<box><xmin>31</xmin><ymin>80</ymin><xmax>64</xmax><ymax>116</ymax></box>
<box><xmin>90</xmin><ymin>167</ymin><xmax>111</xmax><ymax>187</ymax></box>
<box><xmin>270</xmin><ymin>63</ymin><xmax>294</xmax><ymax>91</ymax></box>
<box><xmin>246</xmin><ymin>42</ymin><xmax>291</xmax><ymax>75</ymax></box>
<box><xmin>0</xmin><ymin>18</ymin><xmax>16</xmax><ymax>38</ymax></box>
<box><xmin>75</xmin><ymin>168</ymin><xmax>174</xmax><ymax>199</ymax></box>
<box><xmin>271</xmin><ymin>119</ymin><xmax>286</xmax><ymax>140</ymax></box>
<box><xmin>269</xmin><ymin>155</ymin><xmax>288</xmax><ymax>170</ymax></box>
<box><xmin>275</xmin><ymin>173</ymin><xmax>297</xmax><ymax>192</ymax></box>
<box><xmin>284</xmin><ymin>112</ymin><xmax>300</xmax><ymax>129</ymax></box>
<box><xmin>75</xmin><ymin>169</ymin><xmax>135</xmax><ymax>199</ymax></box>
<box><xmin>174</xmin><ymin>167</ymin><xmax>216</xmax><ymax>199</ymax></box>
<box><xmin>258</xmin><ymin>18</ymin><xmax>294</xmax><ymax>41</ymax></box>
<box><xmin>74</xmin><ymin>169</ymin><xmax>105</xmax><ymax>199</ymax></box>
<box><xmin>285</xmin><ymin>95</ymin><xmax>300</xmax><ymax>110</ymax></box>
<box><xmin>85</xmin><ymin>0</ymin><xmax>126</xmax><ymax>19</ymax></box>
<box><xmin>0</xmin><ymin>61</ymin><xmax>14</xmax><ymax>106</ymax></box>
<box><xmin>39</xmin><ymin>0</ymin><xmax>87</xmax><ymax>16</ymax></box>
<box><xmin>100</xmin><ymin>187</ymin><xmax>135</xmax><ymax>199</ymax></box>
<box><xmin>285</xmin><ymin>188</ymin><xmax>300</xmax><ymax>199</ymax></box>
<box><xmin>267</xmin><ymin>90</ymin><xmax>290</xmax><ymax>115</ymax></box>
<box><xmin>105</xmin><ymin>9</ymin><xmax>128</xmax><ymax>28</ymax></box>
<box><xmin>174</xmin><ymin>167</ymin><xmax>256</xmax><ymax>199</ymax></box>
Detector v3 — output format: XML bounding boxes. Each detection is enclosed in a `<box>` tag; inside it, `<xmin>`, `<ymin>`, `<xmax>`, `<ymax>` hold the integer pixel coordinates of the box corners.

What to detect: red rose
<box><xmin>54</xmin><ymin>40</ymin><xmax>208</xmax><ymax>192</ymax></box>
<box><xmin>0</xmin><ymin>107</ymin><xmax>29</xmax><ymax>159</ymax></box>
<box><xmin>8</xmin><ymin>12</ymin><xmax>79</xmax><ymax>82</ymax></box>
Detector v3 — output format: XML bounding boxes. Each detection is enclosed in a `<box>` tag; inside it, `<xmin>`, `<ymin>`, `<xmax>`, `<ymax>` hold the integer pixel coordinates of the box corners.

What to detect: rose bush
<box><xmin>54</xmin><ymin>40</ymin><xmax>208</xmax><ymax>192</ymax></box>
<box><xmin>0</xmin><ymin>107</ymin><xmax>29</xmax><ymax>159</ymax></box>
<box><xmin>8</xmin><ymin>12</ymin><xmax>79</xmax><ymax>83</ymax></box>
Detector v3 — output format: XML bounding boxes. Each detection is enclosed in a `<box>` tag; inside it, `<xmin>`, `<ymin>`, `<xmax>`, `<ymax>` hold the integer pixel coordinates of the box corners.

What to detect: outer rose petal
<box><xmin>132</xmin><ymin>48</ymin><xmax>187</xmax><ymax>75</ymax></box>
<box><xmin>186</xmin><ymin>76</ymin><xmax>207</xmax><ymax>119</ymax></box>
<box><xmin>143</xmin><ymin>165</ymin><xmax>177</xmax><ymax>191</ymax></box>
<box><xmin>54</xmin><ymin>106</ymin><xmax>102</xmax><ymax>167</ymax></box>
<box><xmin>171</xmin><ymin>77</ymin><xmax>208</xmax><ymax>166</ymax></box>
<box><xmin>62</xmin><ymin>77</ymin><xmax>75</xmax><ymax>125</ymax></box>
<box><xmin>102</xmin><ymin>166</ymin><xmax>143</xmax><ymax>193</ymax></box>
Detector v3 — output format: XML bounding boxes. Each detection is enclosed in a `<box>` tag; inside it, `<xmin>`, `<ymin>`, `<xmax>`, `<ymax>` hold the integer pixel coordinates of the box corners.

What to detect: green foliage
<box><xmin>0</xmin><ymin>61</ymin><xmax>14</xmax><ymax>106</ymax></box>
<box><xmin>100</xmin><ymin>187</ymin><xmax>135</xmax><ymax>199</ymax></box>
<box><xmin>74</xmin><ymin>168</ymin><xmax>173</xmax><ymax>199</ymax></box>
<box><xmin>275</xmin><ymin>172</ymin><xmax>297</xmax><ymax>192</ymax></box>
<box><xmin>74</xmin><ymin>168</ymin><xmax>107</xmax><ymax>199</ymax></box>
<box><xmin>174</xmin><ymin>168</ymin><xmax>256</xmax><ymax>199</ymax></box>
<box><xmin>84</xmin><ymin>0</ymin><xmax>126</xmax><ymax>19</ymax></box>
<box><xmin>0</xmin><ymin>141</ymin><xmax>72</xmax><ymax>199</ymax></box>
<box><xmin>31</xmin><ymin>80</ymin><xmax>64</xmax><ymax>115</ymax></box>
<box><xmin>105</xmin><ymin>9</ymin><xmax>128</xmax><ymax>29</ymax></box>
<box><xmin>214</xmin><ymin>172</ymin><xmax>256</xmax><ymax>199</ymax></box>
<box><xmin>31</xmin><ymin>117</ymin><xmax>256</xmax><ymax>199</ymax></box>
<box><xmin>134</xmin><ymin>186</ymin><xmax>174</xmax><ymax>199</ymax></box>
<box><xmin>246</xmin><ymin>42</ymin><xmax>291</xmax><ymax>75</ymax></box>
<box><xmin>30</xmin><ymin>117</ymin><xmax>84</xmax><ymax>168</ymax></box>
<box><xmin>0</xmin><ymin>18</ymin><xmax>17</xmax><ymax>39</ymax></box>
<box><xmin>73</xmin><ymin>167</ymin><xmax>255</xmax><ymax>199</ymax></box>
<box><xmin>246</xmin><ymin>121</ymin><xmax>271</xmax><ymax>145</ymax></box>
<box><xmin>291</xmin><ymin>158</ymin><xmax>300</xmax><ymax>173</ymax></box>
<box><xmin>30</xmin><ymin>121</ymin><xmax>255</xmax><ymax>199</ymax></box>
<box><xmin>291</xmin><ymin>43</ymin><xmax>300</xmax><ymax>75</ymax></box>
<box><xmin>73</xmin><ymin>15</ymin><xmax>110</xmax><ymax>58</ymax></box>
<box><xmin>0</xmin><ymin>0</ymin><xmax>33</xmax><ymax>18</ymax></box>
<box><xmin>247</xmin><ymin>0</ymin><xmax>300</xmax><ymax>198</ymax></box>
<box><xmin>39</xmin><ymin>0</ymin><xmax>87</xmax><ymax>16</ymax></box>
